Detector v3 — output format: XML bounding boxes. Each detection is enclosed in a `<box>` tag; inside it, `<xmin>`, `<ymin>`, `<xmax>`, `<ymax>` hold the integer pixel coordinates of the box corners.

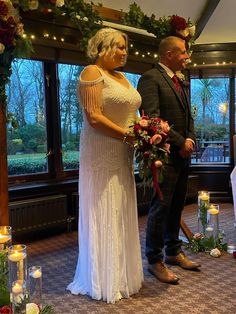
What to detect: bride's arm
<box><xmin>79</xmin><ymin>65</ymin><xmax>133</xmax><ymax>143</ymax></box>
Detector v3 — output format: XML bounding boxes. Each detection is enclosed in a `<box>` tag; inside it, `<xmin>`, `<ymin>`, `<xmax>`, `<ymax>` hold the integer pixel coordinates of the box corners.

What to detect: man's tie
<box><xmin>171</xmin><ymin>75</ymin><xmax>183</xmax><ymax>97</ymax></box>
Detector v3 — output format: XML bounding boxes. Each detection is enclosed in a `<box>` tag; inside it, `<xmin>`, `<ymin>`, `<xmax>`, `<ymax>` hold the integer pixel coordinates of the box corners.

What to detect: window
<box><xmin>191</xmin><ymin>77</ymin><xmax>230</xmax><ymax>164</ymax></box>
<box><xmin>6</xmin><ymin>59</ymin><xmax>48</xmax><ymax>176</ymax></box>
<box><xmin>58</xmin><ymin>66</ymin><xmax>141</xmax><ymax>171</ymax></box>
<box><xmin>58</xmin><ymin>64</ymin><xmax>84</xmax><ymax>171</ymax></box>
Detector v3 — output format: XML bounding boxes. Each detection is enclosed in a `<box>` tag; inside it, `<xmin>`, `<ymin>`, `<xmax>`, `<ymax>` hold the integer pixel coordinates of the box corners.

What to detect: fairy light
<box><xmin>61</xmin><ymin>38</ymin><xmax>65</xmax><ymax>42</ymax></box>
<box><xmin>147</xmin><ymin>52</ymin><xmax>150</xmax><ymax>55</ymax></box>
<box><xmin>154</xmin><ymin>54</ymin><xmax>158</xmax><ymax>58</ymax></box>
<box><xmin>22</xmin><ymin>34</ymin><xmax>27</xmax><ymax>38</ymax></box>
<box><xmin>30</xmin><ymin>35</ymin><xmax>35</xmax><ymax>39</ymax></box>
<box><xmin>53</xmin><ymin>36</ymin><xmax>57</xmax><ymax>40</ymax></box>
<box><xmin>193</xmin><ymin>63</ymin><xmax>197</xmax><ymax>67</ymax></box>
<box><xmin>142</xmin><ymin>54</ymin><xmax>145</xmax><ymax>58</ymax></box>
<box><xmin>43</xmin><ymin>33</ymin><xmax>49</xmax><ymax>38</ymax></box>
<box><xmin>135</xmin><ymin>51</ymin><xmax>139</xmax><ymax>55</ymax></box>
<box><xmin>130</xmin><ymin>43</ymin><xmax>133</xmax><ymax>48</ymax></box>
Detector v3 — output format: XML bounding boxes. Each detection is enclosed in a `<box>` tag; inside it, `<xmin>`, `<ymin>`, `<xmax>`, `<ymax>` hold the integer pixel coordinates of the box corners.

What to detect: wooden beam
<box><xmin>180</xmin><ymin>218</ymin><xmax>193</xmax><ymax>240</ymax></box>
<box><xmin>194</xmin><ymin>0</ymin><xmax>221</xmax><ymax>40</ymax></box>
<box><xmin>93</xmin><ymin>5</ymin><xmax>123</xmax><ymax>22</ymax></box>
<box><xmin>0</xmin><ymin>104</ymin><xmax>9</xmax><ymax>225</ymax></box>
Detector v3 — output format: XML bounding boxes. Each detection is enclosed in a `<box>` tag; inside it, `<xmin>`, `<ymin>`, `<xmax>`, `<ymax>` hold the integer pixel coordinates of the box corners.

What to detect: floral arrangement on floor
<box><xmin>123</xmin><ymin>2</ymin><xmax>195</xmax><ymax>49</ymax></box>
<box><xmin>128</xmin><ymin>113</ymin><xmax>171</xmax><ymax>199</ymax></box>
<box><xmin>0</xmin><ymin>304</ymin><xmax>53</xmax><ymax>314</ymax></box>
<box><xmin>185</xmin><ymin>231</ymin><xmax>228</xmax><ymax>255</ymax></box>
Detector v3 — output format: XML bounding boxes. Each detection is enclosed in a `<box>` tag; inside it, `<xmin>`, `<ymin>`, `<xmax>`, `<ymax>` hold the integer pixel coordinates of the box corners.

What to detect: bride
<box><xmin>67</xmin><ymin>27</ymin><xmax>143</xmax><ymax>304</ymax></box>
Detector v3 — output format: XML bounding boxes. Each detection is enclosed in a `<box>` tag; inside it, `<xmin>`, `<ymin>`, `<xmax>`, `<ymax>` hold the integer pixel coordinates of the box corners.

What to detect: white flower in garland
<box><xmin>56</xmin><ymin>0</ymin><xmax>65</xmax><ymax>7</ymax></box>
<box><xmin>28</xmin><ymin>0</ymin><xmax>39</xmax><ymax>10</ymax></box>
<box><xmin>0</xmin><ymin>43</ymin><xmax>5</xmax><ymax>54</ymax></box>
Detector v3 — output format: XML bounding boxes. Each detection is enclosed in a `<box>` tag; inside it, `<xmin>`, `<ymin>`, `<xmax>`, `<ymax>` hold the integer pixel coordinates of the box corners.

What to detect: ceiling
<box><xmin>91</xmin><ymin>0</ymin><xmax>236</xmax><ymax>45</ymax></box>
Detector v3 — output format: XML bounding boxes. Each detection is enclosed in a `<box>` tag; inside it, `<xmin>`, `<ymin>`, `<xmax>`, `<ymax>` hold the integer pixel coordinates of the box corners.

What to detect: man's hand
<box><xmin>179</xmin><ymin>139</ymin><xmax>194</xmax><ymax>158</ymax></box>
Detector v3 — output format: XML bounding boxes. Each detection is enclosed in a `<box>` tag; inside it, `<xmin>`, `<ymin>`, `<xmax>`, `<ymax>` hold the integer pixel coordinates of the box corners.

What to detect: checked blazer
<box><xmin>137</xmin><ymin>64</ymin><xmax>196</xmax><ymax>157</ymax></box>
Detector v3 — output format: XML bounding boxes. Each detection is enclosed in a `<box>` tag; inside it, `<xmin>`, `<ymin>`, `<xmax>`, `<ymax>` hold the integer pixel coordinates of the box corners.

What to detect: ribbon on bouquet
<box><xmin>151</xmin><ymin>163</ymin><xmax>163</xmax><ymax>200</ymax></box>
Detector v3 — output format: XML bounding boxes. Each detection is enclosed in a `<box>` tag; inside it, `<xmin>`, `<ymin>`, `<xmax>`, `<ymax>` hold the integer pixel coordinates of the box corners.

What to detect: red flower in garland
<box><xmin>0</xmin><ymin>306</ymin><xmax>12</xmax><ymax>314</ymax></box>
<box><xmin>170</xmin><ymin>14</ymin><xmax>188</xmax><ymax>30</ymax></box>
<box><xmin>0</xmin><ymin>1</ymin><xmax>8</xmax><ymax>16</ymax></box>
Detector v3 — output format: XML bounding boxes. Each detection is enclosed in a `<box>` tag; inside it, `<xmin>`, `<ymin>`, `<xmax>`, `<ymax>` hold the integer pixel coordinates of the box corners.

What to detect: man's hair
<box><xmin>158</xmin><ymin>36</ymin><xmax>185</xmax><ymax>57</ymax></box>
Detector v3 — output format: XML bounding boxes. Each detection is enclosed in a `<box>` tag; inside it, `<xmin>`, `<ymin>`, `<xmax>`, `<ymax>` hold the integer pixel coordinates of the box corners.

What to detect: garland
<box><xmin>0</xmin><ymin>0</ymin><xmax>195</xmax><ymax>112</ymax></box>
<box><xmin>123</xmin><ymin>3</ymin><xmax>195</xmax><ymax>47</ymax></box>
<box><xmin>0</xmin><ymin>0</ymin><xmax>102</xmax><ymax>110</ymax></box>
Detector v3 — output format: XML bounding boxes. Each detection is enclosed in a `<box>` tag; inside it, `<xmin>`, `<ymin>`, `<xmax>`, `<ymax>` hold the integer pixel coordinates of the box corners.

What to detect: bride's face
<box><xmin>105</xmin><ymin>35</ymin><xmax>127</xmax><ymax>69</ymax></box>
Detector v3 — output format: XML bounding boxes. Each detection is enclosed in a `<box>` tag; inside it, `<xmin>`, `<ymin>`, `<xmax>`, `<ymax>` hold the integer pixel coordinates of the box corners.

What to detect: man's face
<box><xmin>169</xmin><ymin>41</ymin><xmax>189</xmax><ymax>72</ymax></box>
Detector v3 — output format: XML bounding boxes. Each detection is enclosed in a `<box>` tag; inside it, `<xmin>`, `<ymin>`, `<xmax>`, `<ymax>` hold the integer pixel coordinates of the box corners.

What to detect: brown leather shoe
<box><xmin>148</xmin><ymin>261</ymin><xmax>179</xmax><ymax>284</ymax></box>
<box><xmin>165</xmin><ymin>252</ymin><xmax>201</xmax><ymax>270</ymax></box>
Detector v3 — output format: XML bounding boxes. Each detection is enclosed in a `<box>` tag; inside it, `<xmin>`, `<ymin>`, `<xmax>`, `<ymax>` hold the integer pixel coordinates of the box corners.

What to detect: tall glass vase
<box><xmin>207</xmin><ymin>204</ymin><xmax>220</xmax><ymax>240</ymax></box>
<box><xmin>28</xmin><ymin>265</ymin><xmax>42</xmax><ymax>306</ymax></box>
<box><xmin>0</xmin><ymin>226</ymin><xmax>12</xmax><ymax>306</ymax></box>
<box><xmin>198</xmin><ymin>191</ymin><xmax>210</xmax><ymax>234</ymax></box>
<box><xmin>8</xmin><ymin>245</ymin><xmax>27</xmax><ymax>296</ymax></box>
<box><xmin>11</xmin><ymin>280</ymin><xmax>27</xmax><ymax>314</ymax></box>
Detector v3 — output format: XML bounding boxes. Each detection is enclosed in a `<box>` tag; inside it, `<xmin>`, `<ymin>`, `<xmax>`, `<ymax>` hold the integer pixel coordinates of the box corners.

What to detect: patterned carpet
<box><xmin>17</xmin><ymin>203</ymin><xmax>236</xmax><ymax>314</ymax></box>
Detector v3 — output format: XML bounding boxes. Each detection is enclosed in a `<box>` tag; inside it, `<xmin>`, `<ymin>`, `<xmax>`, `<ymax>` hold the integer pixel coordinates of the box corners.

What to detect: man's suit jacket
<box><xmin>137</xmin><ymin>64</ymin><xmax>196</xmax><ymax>158</ymax></box>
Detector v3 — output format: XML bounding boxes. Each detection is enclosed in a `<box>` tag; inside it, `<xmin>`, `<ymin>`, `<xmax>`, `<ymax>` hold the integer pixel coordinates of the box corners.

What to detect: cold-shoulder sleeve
<box><xmin>78</xmin><ymin>76</ymin><xmax>104</xmax><ymax>114</ymax></box>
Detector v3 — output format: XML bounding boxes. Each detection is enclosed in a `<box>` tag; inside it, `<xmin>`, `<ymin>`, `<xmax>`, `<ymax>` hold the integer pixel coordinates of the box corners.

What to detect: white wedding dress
<box><xmin>67</xmin><ymin>67</ymin><xmax>143</xmax><ymax>303</ymax></box>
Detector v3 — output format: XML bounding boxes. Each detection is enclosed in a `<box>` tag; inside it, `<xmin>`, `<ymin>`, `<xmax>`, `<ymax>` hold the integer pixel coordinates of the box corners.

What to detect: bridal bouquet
<box><xmin>128</xmin><ymin>113</ymin><xmax>171</xmax><ymax>199</ymax></box>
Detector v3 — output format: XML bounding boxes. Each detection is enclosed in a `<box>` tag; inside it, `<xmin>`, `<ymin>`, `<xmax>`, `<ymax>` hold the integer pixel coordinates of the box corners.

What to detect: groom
<box><xmin>137</xmin><ymin>36</ymin><xmax>201</xmax><ymax>284</ymax></box>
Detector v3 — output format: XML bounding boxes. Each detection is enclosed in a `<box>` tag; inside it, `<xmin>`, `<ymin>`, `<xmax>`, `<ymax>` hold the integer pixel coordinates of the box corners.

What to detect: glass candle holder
<box><xmin>8</xmin><ymin>245</ymin><xmax>27</xmax><ymax>290</ymax></box>
<box><xmin>0</xmin><ymin>226</ymin><xmax>12</xmax><ymax>251</ymax></box>
<box><xmin>11</xmin><ymin>280</ymin><xmax>27</xmax><ymax>314</ymax></box>
<box><xmin>28</xmin><ymin>265</ymin><xmax>42</xmax><ymax>306</ymax></box>
<box><xmin>198</xmin><ymin>191</ymin><xmax>210</xmax><ymax>234</ymax></box>
<box><xmin>207</xmin><ymin>203</ymin><xmax>220</xmax><ymax>240</ymax></box>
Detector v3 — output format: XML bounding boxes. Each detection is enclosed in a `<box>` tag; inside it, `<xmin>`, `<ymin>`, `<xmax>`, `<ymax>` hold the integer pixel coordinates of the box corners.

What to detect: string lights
<box><xmin>22</xmin><ymin>32</ymin><xmax>236</xmax><ymax>65</ymax></box>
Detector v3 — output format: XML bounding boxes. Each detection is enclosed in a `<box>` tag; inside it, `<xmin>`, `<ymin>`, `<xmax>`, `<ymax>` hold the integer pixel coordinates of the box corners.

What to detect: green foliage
<box><xmin>0</xmin><ymin>251</ymin><xmax>10</xmax><ymax>307</ymax></box>
<box><xmin>40</xmin><ymin>305</ymin><xmax>54</xmax><ymax>314</ymax></box>
<box><xmin>123</xmin><ymin>2</ymin><xmax>194</xmax><ymax>45</ymax></box>
<box><xmin>8</xmin><ymin>124</ymin><xmax>46</xmax><ymax>154</ymax></box>
<box><xmin>37</xmin><ymin>144</ymin><xmax>46</xmax><ymax>153</ymax></box>
<box><xmin>8</xmin><ymin>151</ymin><xmax>79</xmax><ymax>175</ymax></box>
<box><xmin>195</xmin><ymin>124</ymin><xmax>227</xmax><ymax>141</ymax></box>
<box><xmin>8</xmin><ymin>157</ymin><xmax>47</xmax><ymax>175</ymax></box>
<box><xmin>185</xmin><ymin>232</ymin><xmax>228</xmax><ymax>253</ymax></box>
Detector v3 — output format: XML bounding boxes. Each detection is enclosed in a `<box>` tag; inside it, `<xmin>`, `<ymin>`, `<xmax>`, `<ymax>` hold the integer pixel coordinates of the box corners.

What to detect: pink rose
<box><xmin>150</xmin><ymin>134</ymin><xmax>162</xmax><ymax>145</ymax></box>
<box><xmin>160</xmin><ymin>120</ymin><xmax>170</xmax><ymax>134</ymax></box>
<box><xmin>154</xmin><ymin>160</ymin><xmax>163</xmax><ymax>168</ymax></box>
<box><xmin>193</xmin><ymin>233</ymin><xmax>204</xmax><ymax>240</ymax></box>
<box><xmin>164</xmin><ymin>143</ymin><xmax>170</xmax><ymax>153</ymax></box>
<box><xmin>139</xmin><ymin>119</ymin><xmax>149</xmax><ymax>128</ymax></box>
<box><xmin>16</xmin><ymin>23</ymin><xmax>24</xmax><ymax>36</ymax></box>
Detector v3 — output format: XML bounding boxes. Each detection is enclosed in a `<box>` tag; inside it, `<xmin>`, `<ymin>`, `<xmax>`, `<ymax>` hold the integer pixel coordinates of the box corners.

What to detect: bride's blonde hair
<box><xmin>87</xmin><ymin>27</ymin><xmax>128</xmax><ymax>61</ymax></box>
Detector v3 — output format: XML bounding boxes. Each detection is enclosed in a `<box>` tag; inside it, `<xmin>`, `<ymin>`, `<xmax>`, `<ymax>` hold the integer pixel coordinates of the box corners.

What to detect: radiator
<box><xmin>9</xmin><ymin>194</ymin><xmax>68</xmax><ymax>233</ymax></box>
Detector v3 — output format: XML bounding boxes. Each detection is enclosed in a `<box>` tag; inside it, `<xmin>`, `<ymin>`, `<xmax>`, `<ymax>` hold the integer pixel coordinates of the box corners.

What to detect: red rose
<box><xmin>0</xmin><ymin>306</ymin><xmax>12</xmax><ymax>314</ymax></box>
<box><xmin>0</xmin><ymin>28</ymin><xmax>15</xmax><ymax>46</ymax></box>
<box><xmin>170</xmin><ymin>15</ymin><xmax>187</xmax><ymax>31</ymax></box>
<box><xmin>133</xmin><ymin>124</ymin><xmax>141</xmax><ymax>133</ymax></box>
<box><xmin>233</xmin><ymin>251</ymin><xmax>236</xmax><ymax>258</ymax></box>
<box><xmin>41</xmin><ymin>8</ymin><xmax>50</xmax><ymax>14</ymax></box>
<box><xmin>148</xmin><ymin>126</ymin><xmax>157</xmax><ymax>135</ymax></box>
<box><xmin>0</xmin><ymin>1</ymin><xmax>8</xmax><ymax>16</ymax></box>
